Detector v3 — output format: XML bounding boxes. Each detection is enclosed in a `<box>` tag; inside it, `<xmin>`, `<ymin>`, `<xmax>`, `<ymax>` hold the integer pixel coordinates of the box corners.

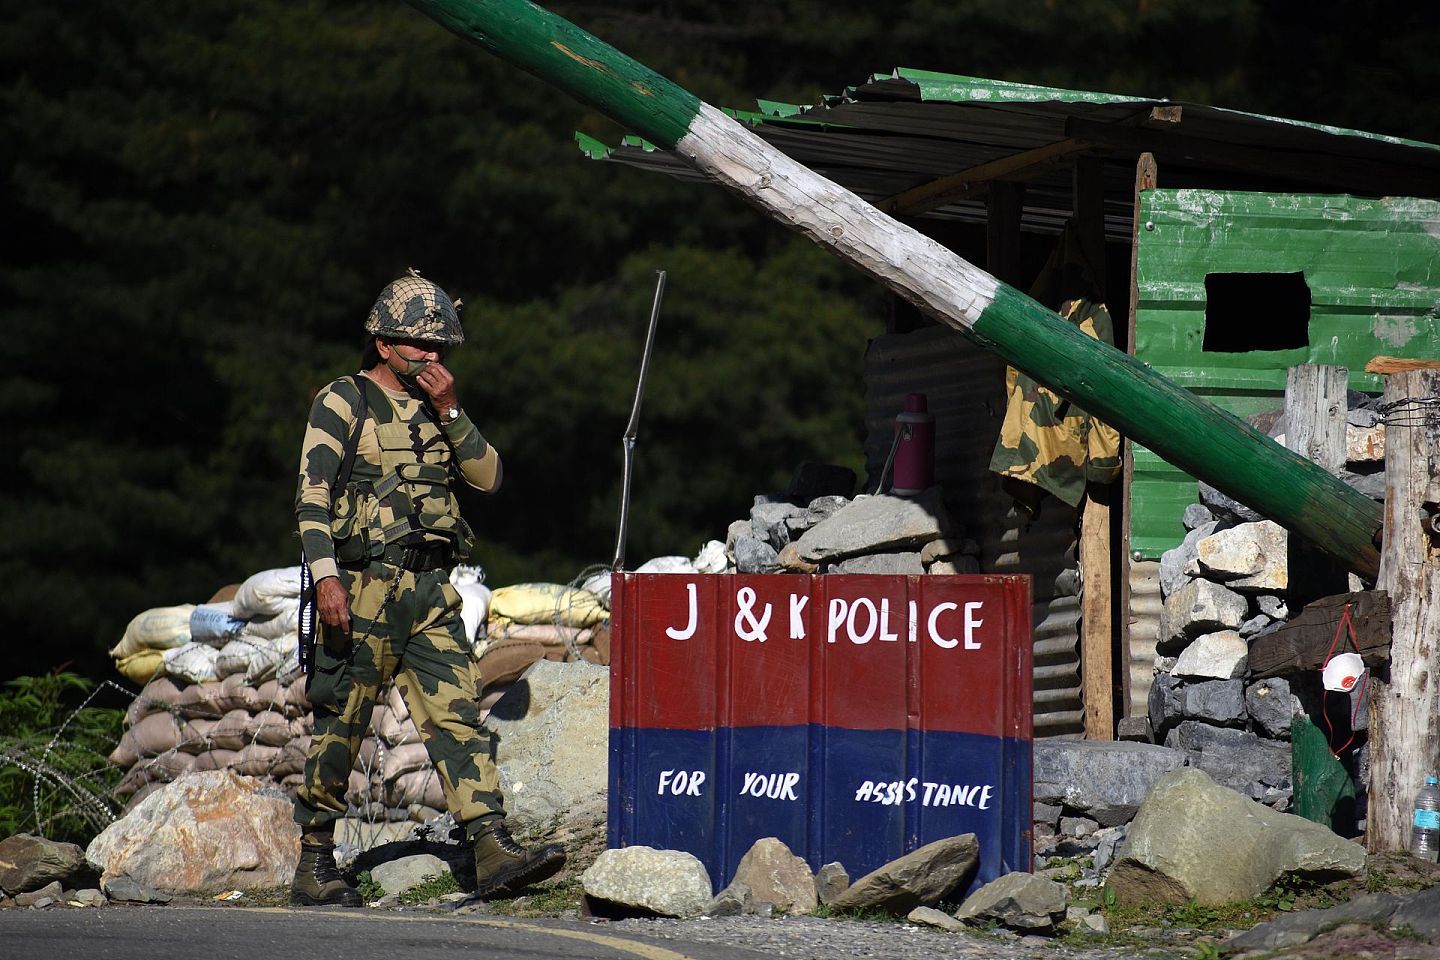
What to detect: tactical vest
<box><xmin>330</xmin><ymin>379</ymin><xmax>475</xmax><ymax>564</ymax></box>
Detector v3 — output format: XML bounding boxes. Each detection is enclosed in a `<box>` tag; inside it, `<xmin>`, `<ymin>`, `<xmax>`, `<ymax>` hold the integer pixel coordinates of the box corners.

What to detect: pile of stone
<box><xmin>725</xmin><ymin>486</ymin><xmax>979</xmax><ymax>577</ymax></box>
<box><xmin>1142</xmin><ymin>391</ymin><xmax>1387</xmax><ymax>810</ymax></box>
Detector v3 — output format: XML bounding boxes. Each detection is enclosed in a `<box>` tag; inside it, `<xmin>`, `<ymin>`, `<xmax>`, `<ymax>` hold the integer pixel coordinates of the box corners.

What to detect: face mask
<box><xmin>385</xmin><ymin>348</ymin><xmax>430</xmax><ymax>384</ymax></box>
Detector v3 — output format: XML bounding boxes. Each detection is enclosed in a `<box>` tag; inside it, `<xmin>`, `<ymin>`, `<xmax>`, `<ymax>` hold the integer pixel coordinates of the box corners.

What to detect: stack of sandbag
<box><xmin>107</xmin><ymin>566</ymin><xmax>306</xmax><ymax>687</ymax></box>
<box><xmin>109</xmin><ymin>672</ymin><xmax>313</xmax><ymax>810</ymax></box>
<box><xmin>476</xmin><ymin>582</ymin><xmax>610</xmax><ymax>688</ymax></box>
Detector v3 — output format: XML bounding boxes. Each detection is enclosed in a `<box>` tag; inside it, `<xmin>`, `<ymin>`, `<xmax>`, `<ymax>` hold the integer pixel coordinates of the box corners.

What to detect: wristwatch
<box><xmin>443</xmin><ymin>406</ymin><xmax>461</xmax><ymax>423</ymax></box>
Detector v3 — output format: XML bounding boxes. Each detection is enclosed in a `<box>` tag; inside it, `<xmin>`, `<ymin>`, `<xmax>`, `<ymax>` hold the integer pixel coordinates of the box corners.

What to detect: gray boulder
<box><xmin>1032</xmin><ymin>739</ymin><xmax>1187</xmax><ymax>827</ymax></box>
<box><xmin>815</xmin><ymin>862</ymin><xmax>849</xmax><ymax>905</ymax></box>
<box><xmin>827</xmin><ymin>834</ymin><xmax>978</xmax><ymax>915</ymax></box>
<box><xmin>0</xmin><ymin>834</ymin><xmax>91</xmax><ymax>896</ymax></box>
<box><xmin>1256</xmin><ymin>595</ymin><xmax>1290</xmax><ymax>620</ymax></box>
<box><xmin>907</xmin><ymin>905</ymin><xmax>967</xmax><ymax>932</ymax></box>
<box><xmin>1238</xmin><ymin>613</ymin><xmax>1273</xmax><ymax>638</ymax></box>
<box><xmin>1246</xmin><ymin>678</ymin><xmax>1295</xmax><ymax>738</ymax></box>
<box><xmin>750</xmin><ymin>502</ymin><xmax>803</xmax><ymax>550</ymax></box>
<box><xmin>1160</xmin><ymin>580</ymin><xmax>1247</xmax><ymax>649</ymax></box>
<box><xmin>829</xmin><ymin>552</ymin><xmax>925</xmax><ymax>575</ymax></box>
<box><xmin>100</xmin><ymin>876</ymin><xmax>172</xmax><ymax>904</ymax></box>
<box><xmin>370</xmin><ymin>854</ymin><xmax>451</xmax><ymax>896</ymax></box>
<box><xmin>792</xmin><ymin>489</ymin><xmax>949</xmax><ymax>564</ymax></box>
<box><xmin>1179</xmin><ymin>679</ymin><xmax>1247</xmax><ymax>726</ymax></box>
<box><xmin>955</xmin><ymin>872</ymin><xmax>1068</xmax><ymax>932</ymax></box>
<box><xmin>1165</xmin><ymin>721</ymin><xmax>1292</xmax><ymax>796</ymax></box>
<box><xmin>1110</xmin><ymin>768</ymin><xmax>1365</xmax><ymax>906</ymax></box>
<box><xmin>489</xmin><ymin>659</ymin><xmax>609</xmax><ymax>829</ymax></box>
<box><xmin>728</xmin><ymin>837</ymin><xmax>816</xmax><ymax>915</ymax></box>
<box><xmin>1147</xmin><ymin>673</ymin><xmax>1184</xmax><ymax>739</ymax></box>
<box><xmin>1159</xmin><ymin>521</ymin><xmax>1220</xmax><ymax>598</ymax></box>
<box><xmin>1182</xmin><ymin>504</ymin><xmax>1215</xmax><ymax>531</ymax></box>
<box><xmin>580</xmin><ymin>847</ymin><xmax>712</xmax><ymax>918</ymax></box>
<box><xmin>735</xmin><ymin>536</ymin><xmax>781</xmax><ymax>574</ymax></box>
<box><xmin>1196</xmin><ymin>521</ymin><xmax>1288</xmax><ymax>592</ymax></box>
<box><xmin>1199</xmin><ymin>482</ymin><xmax>1265</xmax><ymax>526</ymax></box>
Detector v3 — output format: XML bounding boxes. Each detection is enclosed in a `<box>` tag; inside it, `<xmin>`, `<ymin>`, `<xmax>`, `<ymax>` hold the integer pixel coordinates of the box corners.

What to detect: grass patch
<box><xmin>398</xmin><ymin>872</ymin><xmax>462</xmax><ymax>905</ymax></box>
<box><xmin>355</xmin><ymin>870</ymin><xmax>384</xmax><ymax>902</ymax></box>
<box><xmin>487</xmin><ymin>875</ymin><xmax>585</xmax><ymax>917</ymax></box>
<box><xmin>809</xmin><ymin>903</ymin><xmax>902</xmax><ymax>922</ymax></box>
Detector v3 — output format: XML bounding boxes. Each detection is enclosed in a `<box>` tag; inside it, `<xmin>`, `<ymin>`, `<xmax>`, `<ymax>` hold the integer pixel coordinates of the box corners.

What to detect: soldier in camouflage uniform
<box><xmin>290</xmin><ymin>271</ymin><xmax>564</xmax><ymax>906</ymax></box>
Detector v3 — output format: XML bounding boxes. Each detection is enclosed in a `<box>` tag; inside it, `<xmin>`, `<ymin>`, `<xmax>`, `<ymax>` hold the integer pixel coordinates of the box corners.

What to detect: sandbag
<box><xmin>192</xmin><ymin>748</ymin><xmax>240</xmax><ymax>773</ymax></box>
<box><xmin>255</xmin><ymin>679</ymin><xmax>285</xmax><ymax>711</ymax></box>
<box><xmin>124</xmin><ymin>676</ymin><xmax>184</xmax><ymax>728</ymax></box>
<box><xmin>247</xmin><ymin>709</ymin><xmax>292</xmax><ymax>747</ymax></box>
<box><xmin>140</xmin><ymin>750</ymin><xmax>195</xmax><ymax>780</ymax></box>
<box><xmin>387</xmin><ymin>769</ymin><xmax>446</xmax><ymax>810</ymax></box>
<box><xmin>115</xmin><ymin>711</ymin><xmax>183</xmax><ymax>761</ymax></box>
<box><xmin>233</xmin><ymin>743</ymin><xmax>283</xmax><ymax>777</ymax></box>
<box><xmin>289</xmin><ymin>713</ymin><xmax>312</xmax><ymax>738</ymax></box>
<box><xmin>175</xmin><ymin>680</ymin><xmax>226</xmax><ymax>719</ymax></box>
<box><xmin>453</xmin><ymin>581</ymin><xmax>492</xmax><ymax>648</ymax></box>
<box><xmin>116</xmin><ymin>649</ymin><xmax>166</xmax><ymax>685</ymax></box>
<box><xmin>275</xmin><ymin>643</ymin><xmax>305</xmax><ymax>687</ymax></box>
<box><xmin>115</xmin><ymin>764</ymin><xmax>156</xmax><ymax>797</ymax></box>
<box><xmin>249</xmin><ymin>633</ymin><xmax>296</xmax><ymax>685</ymax></box>
<box><xmin>175</xmin><ymin>717</ymin><xmax>218</xmax><ymax>755</ymax></box>
<box><xmin>376</xmin><ymin>709</ymin><xmax>421</xmax><ymax>747</ymax></box>
<box><xmin>693</xmin><ymin>539</ymin><xmax>728</xmax><ymax>575</ymax></box>
<box><xmin>215</xmin><ymin>637</ymin><xmax>264</xmax><ymax>678</ymax></box>
<box><xmin>210</xmin><ymin>708</ymin><xmax>252</xmax><ymax>751</ymax></box>
<box><xmin>109</xmin><ymin>605</ymin><xmax>195</xmax><ymax>659</ymax></box>
<box><xmin>366</xmin><ymin>742</ymin><xmax>430</xmax><ymax>782</ymax></box>
<box><xmin>231</xmin><ymin>566</ymin><xmax>303</xmax><ymax>619</ymax></box>
<box><xmin>163</xmin><ymin>642</ymin><xmax>220</xmax><ymax>685</ymax></box>
<box><xmin>243</xmin><ymin>600</ymin><xmax>302</xmax><ymax>642</ymax></box>
<box><xmin>214</xmin><ymin>674</ymin><xmax>257</xmax><ymax>713</ymax></box>
<box><xmin>343</xmin><ymin>769</ymin><xmax>371</xmax><ymax>807</ymax></box>
<box><xmin>635</xmin><ymin>555</ymin><xmax>698</xmax><ymax>575</ymax></box>
<box><xmin>580</xmin><ymin>571</ymin><xmax>612</xmax><ymax>609</ymax></box>
<box><xmin>283</xmin><ymin>676</ymin><xmax>310</xmax><ymax>715</ymax></box>
<box><xmin>589</xmin><ymin>621</ymin><xmax>612</xmax><ymax>664</ymax></box>
<box><xmin>486</xmin><ymin>622</ymin><xmax>592</xmax><ymax>651</ymax></box>
<box><xmin>387</xmin><ymin>683</ymin><xmax>410</xmax><ymax>723</ymax></box>
<box><xmin>475</xmin><ymin>638</ymin><xmax>565</xmax><ymax>689</ymax></box>
<box><xmin>190</xmin><ymin>602</ymin><xmax>247</xmax><ymax>644</ymax></box>
<box><xmin>272</xmin><ymin>737</ymin><xmax>311</xmax><ymax>778</ymax></box>
<box><xmin>488</xmin><ymin>583</ymin><xmax>606</xmax><ymax>629</ymax></box>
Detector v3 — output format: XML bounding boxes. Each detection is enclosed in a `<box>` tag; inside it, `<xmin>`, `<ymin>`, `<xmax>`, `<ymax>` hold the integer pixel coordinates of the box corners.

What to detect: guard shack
<box><xmin>584</xmin><ymin>72</ymin><xmax>1440</xmax><ymax>739</ymax></box>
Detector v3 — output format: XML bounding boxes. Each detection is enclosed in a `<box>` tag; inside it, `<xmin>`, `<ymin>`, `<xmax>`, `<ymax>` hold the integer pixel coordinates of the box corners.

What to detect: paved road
<box><xmin>0</xmin><ymin>904</ymin><xmax>770</xmax><ymax>960</ymax></box>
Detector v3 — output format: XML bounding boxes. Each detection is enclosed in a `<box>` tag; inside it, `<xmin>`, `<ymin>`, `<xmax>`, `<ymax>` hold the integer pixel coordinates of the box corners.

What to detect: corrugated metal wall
<box><xmin>864</xmin><ymin>326</ymin><xmax>1084</xmax><ymax>737</ymax></box>
<box><xmin>1127</xmin><ymin>560</ymin><xmax>1162</xmax><ymax>719</ymax></box>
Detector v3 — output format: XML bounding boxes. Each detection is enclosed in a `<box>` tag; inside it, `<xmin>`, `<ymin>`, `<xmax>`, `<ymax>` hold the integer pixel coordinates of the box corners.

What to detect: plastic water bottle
<box><xmin>1411</xmin><ymin>776</ymin><xmax>1440</xmax><ymax>862</ymax></box>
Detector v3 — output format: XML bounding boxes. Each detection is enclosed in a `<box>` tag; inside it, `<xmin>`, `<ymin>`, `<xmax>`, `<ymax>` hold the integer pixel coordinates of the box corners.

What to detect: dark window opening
<box><xmin>1203</xmin><ymin>272</ymin><xmax>1312</xmax><ymax>352</ymax></box>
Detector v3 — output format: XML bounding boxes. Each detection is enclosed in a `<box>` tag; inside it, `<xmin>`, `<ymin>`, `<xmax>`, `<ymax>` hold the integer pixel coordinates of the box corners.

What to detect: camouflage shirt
<box><xmin>296</xmin><ymin>374</ymin><xmax>501</xmax><ymax>581</ymax></box>
<box><xmin>989</xmin><ymin>299</ymin><xmax>1121</xmax><ymax>511</ymax></box>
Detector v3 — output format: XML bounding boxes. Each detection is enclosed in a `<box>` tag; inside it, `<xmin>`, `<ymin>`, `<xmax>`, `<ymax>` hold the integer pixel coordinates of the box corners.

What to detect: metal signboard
<box><xmin>609</xmin><ymin>573</ymin><xmax>1033</xmax><ymax>897</ymax></box>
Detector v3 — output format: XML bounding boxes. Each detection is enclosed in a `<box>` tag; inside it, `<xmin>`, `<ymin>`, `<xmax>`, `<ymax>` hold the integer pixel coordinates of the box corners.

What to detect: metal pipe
<box><xmin>613</xmin><ymin>269</ymin><xmax>668</xmax><ymax>571</ymax></box>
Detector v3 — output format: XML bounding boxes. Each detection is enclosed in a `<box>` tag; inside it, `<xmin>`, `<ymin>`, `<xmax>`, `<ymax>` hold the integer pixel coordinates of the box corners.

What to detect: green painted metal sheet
<box><xmin>1132</xmin><ymin>190</ymin><xmax>1440</xmax><ymax>558</ymax></box>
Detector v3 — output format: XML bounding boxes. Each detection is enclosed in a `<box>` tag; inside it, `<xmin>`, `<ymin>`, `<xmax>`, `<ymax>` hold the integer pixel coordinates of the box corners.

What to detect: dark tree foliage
<box><xmin>1</xmin><ymin>0</ymin><xmax>1434</xmax><ymax>681</ymax></box>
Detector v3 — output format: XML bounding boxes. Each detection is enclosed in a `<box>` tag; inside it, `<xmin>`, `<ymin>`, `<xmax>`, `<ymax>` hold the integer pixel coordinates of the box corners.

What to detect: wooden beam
<box><xmin>1366</xmin><ymin>356</ymin><xmax>1440</xmax><ymax>375</ymax></box>
<box><xmin>1248</xmin><ymin>591</ymin><xmax>1392</xmax><ymax>678</ymax></box>
<box><xmin>986</xmin><ymin>182</ymin><xmax>1025</xmax><ymax>288</ymax></box>
<box><xmin>880</xmin><ymin>138</ymin><xmax>1097</xmax><ymax>217</ymax></box>
<box><xmin>1368</xmin><ymin>369</ymin><xmax>1440</xmax><ymax>854</ymax></box>
<box><xmin>1285</xmin><ymin>365</ymin><xmax>1353</xmax><ymax>606</ymax></box>
<box><xmin>1081</xmin><ymin>482</ymin><xmax>1115</xmax><ymax>740</ymax></box>
<box><xmin>1065</xmin><ymin>117</ymin><xmax>1440</xmax><ymax>198</ymax></box>
<box><xmin>1121</xmin><ymin>152</ymin><xmax>1157</xmax><ymax>718</ymax></box>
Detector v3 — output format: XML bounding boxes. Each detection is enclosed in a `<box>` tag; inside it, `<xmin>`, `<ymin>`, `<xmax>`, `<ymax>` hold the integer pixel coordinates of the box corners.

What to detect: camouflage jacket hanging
<box><xmin>989</xmin><ymin>299</ymin><xmax>1121</xmax><ymax>512</ymax></box>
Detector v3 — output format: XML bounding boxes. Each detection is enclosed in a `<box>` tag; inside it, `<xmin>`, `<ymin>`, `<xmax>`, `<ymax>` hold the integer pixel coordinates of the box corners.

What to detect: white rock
<box><xmin>581</xmin><ymin>847</ymin><xmax>712</xmax><ymax>918</ymax></box>
<box><xmin>793</xmin><ymin>489</ymin><xmax>949</xmax><ymax>563</ymax></box>
<box><xmin>370</xmin><ymin>854</ymin><xmax>450</xmax><ymax>896</ymax></box>
<box><xmin>1196</xmin><ymin>522</ymin><xmax>1287</xmax><ymax>592</ymax></box>
<box><xmin>1346</xmin><ymin>423</ymin><xmax>1385</xmax><ymax>463</ymax></box>
<box><xmin>1172</xmin><ymin>631</ymin><xmax>1248</xmax><ymax>679</ymax></box>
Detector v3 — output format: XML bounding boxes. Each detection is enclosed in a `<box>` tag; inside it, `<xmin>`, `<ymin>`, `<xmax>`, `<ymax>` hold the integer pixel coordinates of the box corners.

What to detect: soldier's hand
<box><xmin>316</xmin><ymin>576</ymin><xmax>351</xmax><ymax>634</ymax></box>
<box><xmin>416</xmin><ymin>361</ymin><xmax>460</xmax><ymax>417</ymax></box>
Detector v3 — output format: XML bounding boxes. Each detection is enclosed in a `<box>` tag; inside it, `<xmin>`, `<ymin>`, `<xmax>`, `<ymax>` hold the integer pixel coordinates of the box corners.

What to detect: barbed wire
<box><xmin>1379</xmin><ymin>395</ymin><xmax>1440</xmax><ymax>428</ymax></box>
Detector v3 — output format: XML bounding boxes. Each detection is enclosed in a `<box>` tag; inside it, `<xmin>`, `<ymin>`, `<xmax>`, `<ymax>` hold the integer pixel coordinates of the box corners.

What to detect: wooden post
<box><xmin>1120</xmin><ymin>152</ymin><xmax>1156</xmax><ymax>720</ymax></box>
<box><xmin>1285</xmin><ymin>365</ymin><xmax>1352</xmax><ymax>607</ymax></box>
<box><xmin>1367</xmin><ymin>369</ymin><xmax>1440</xmax><ymax>852</ymax></box>
<box><xmin>407</xmin><ymin>0</ymin><xmax>1385</xmax><ymax>581</ymax></box>
<box><xmin>1076</xmin><ymin>154</ymin><xmax>1113</xmax><ymax>739</ymax></box>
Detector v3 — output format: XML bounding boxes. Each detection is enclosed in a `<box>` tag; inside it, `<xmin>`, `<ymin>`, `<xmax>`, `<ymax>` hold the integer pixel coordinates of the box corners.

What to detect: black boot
<box><xmin>291</xmin><ymin>837</ymin><xmax>362</xmax><ymax>907</ymax></box>
<box><xmin>471</xmin><ymin>822</ymin><xmax>566</xmax><ymax>899</ymax></box>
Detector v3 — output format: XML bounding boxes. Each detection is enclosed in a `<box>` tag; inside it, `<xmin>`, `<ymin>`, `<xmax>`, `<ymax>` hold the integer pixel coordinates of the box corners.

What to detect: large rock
<box><xmin>1159</xmin><ymin>520</ymin><xmax>1219</xmax><ymax>598</ymax></box>
<box><xmin>734</xmin><ymin>536</ymin><xmax>781</xmax><ymax>574</ymax></box>
<box><xmin>826</xmin><ymin>834</ymin><xmax>977</xmax><ymax>915</ymax></box>
<box><xmin>489</xmin><ymin>659</ymin><xmax>609</xmax><ymax>828</ymax></box>
<box><xmin>1179</xmin><ymin>679</ymin><xmax>1247</xmax><ymax>726</ymax></box>
<box><xmin>1195</xmin><ymin>521</ymin><xmax>1288</xmax><ymax>592</ymax></box>
<box><xmin>371</xmin><ymin>854</ymin><xmax>450</xmax><ymax>896</ymax></box>
<box><xmin>1198</xmin><ymin>482</ymin><xmax>1265</xmax><ymax>526</ymax></box>
<box><xmin>750</xmin><ymin>502</ymin><xmax>803</xmax><ymax>550</ymax></box>
<box><xmin>1246</xmin><ymin>678</ymin><xmax>1295</xmax><ymax>738</ymax></box>
<box><xmin>1147</xmin><ymin>673</ymin><xmax>1184</xmax><ymax>740</ymax></box>
<box><xmin>954</xmin><ymin>872</ymin><xmax>1068</xmax><ymax>932</ymax></box>
<box><xmin>0</xmin><ymin>834</ymin><xmax>92</xmax><ymax>896</ymax></box>
<box><xmin>1032</xmin><ymin>740</ymin><xmax>1187</xmax><ymax>827</ymax></box>
<box><xmin>581</xmin><ymin>847</ymin><xmax>712</xmax><ymax>918</ymax></box>
<box><xmin>829</xmin><ymin>552</ymin><xmax>924</xmax><ymax>575</ymax></box>
<box><xmin>1160</xmin><ymin>580</ymin><xmax>1247</xmax><ymax>649</ymax></box>
<box><xmin>85</xmin><ymin>770</ymin><xmax>298</xmax><ymax>894</ymax></box>
<box><xmin>792</xmin><ymin>490</ymin><xmax>949</xmax><ymax>564</ymax></box>
<box><xmin>1165</xmin><ymin>721</ymin><xmax>1291</xmax><ymax>798</ymax></box>
<box><xmin>1172</xmin><ymin>631</ymin><xmax>1248</xmax><ymax>679</ymax></box>
<box><xmin>1109</xmin><ymin>768</ymin><xmax>1365</xmax><ymax>906</ymax></box>
<box><xmin>729</xmin><ymin>837</ymin><xmax>816</xmax><ymax>915</ymax></box>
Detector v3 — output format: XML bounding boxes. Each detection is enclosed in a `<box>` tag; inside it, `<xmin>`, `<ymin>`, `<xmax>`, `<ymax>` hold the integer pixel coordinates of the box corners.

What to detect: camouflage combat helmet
<box><xmin>365</xmin><ymin>268</ymin><xmax>465</xmax><ymax>345</ymax></box>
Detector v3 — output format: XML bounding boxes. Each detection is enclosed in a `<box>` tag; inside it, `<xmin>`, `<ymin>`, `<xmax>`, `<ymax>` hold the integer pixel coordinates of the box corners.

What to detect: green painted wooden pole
<box><xmin>406</xmin><ymin>0</ymin><xmax>1383</xmax><ymax>580</ymax></box>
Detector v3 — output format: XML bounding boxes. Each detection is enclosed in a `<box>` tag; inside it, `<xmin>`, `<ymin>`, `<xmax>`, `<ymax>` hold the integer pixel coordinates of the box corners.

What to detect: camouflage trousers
<box><xmin>294</xmin><ymin>560</ymin><xmax>503</xmax><ymax>837</ymax></box>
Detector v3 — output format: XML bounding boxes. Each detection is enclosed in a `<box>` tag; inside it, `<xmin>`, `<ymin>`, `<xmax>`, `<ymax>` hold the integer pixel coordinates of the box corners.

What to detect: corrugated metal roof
<box><xmin>583</xmin><ymin>69</ymin><xmax>1440</xmax><ymax>241</ymax></box>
